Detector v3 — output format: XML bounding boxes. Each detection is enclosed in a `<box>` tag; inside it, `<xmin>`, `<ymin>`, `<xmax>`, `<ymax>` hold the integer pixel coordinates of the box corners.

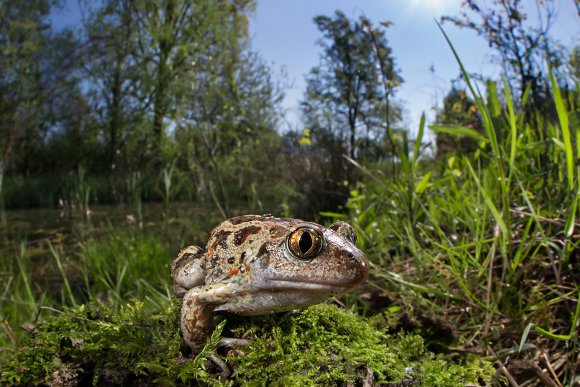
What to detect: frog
<box><xmin>171</xmin><ymin>214</ymin><xmax>369</xmax><ymax>353</ymax></box>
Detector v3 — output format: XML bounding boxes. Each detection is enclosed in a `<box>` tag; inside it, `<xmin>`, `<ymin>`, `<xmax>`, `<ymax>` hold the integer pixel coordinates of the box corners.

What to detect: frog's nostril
<box><xmin>346</xmin><ymin>252</ymin><xmax>354</xmax><ymax>260</ymax></box>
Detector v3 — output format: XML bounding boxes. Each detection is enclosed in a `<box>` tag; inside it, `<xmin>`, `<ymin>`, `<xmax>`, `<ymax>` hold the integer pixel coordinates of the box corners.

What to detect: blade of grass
<box><xmin>437</xmin><ymin>23</ymin><xmax>500</xmax><ymax>161</ymax></box>
<box><xmin>413</xmin><ymin>112</ymin><xmax>426</xmax><ymax>165</ymax></box>
<box><xmin>372</xmin><ymin>269</ymin><xmax>463</xmax><ymax>302</ymax></box>
<box><xmin>548</xmin><ymin>66</ymin><xmax>574</xmax><ymax>191</ymax></box>
<box><xmin>429</xmin><ymin>124</ymin><xmax>488</xmax><ymax>144</ymax></box>
<box><xmin>438</xmin><ymin>23</ymin><xmax>514</xmax><ymax>248</ymax></box>
<box><xmin>49</xmin><ymin>242</ymin><xmax>76</xmax><ymax>307</ymax></box>
<box><xmin>519</xmin><ymin>291</ymin><xmax>580</xmax><ymax>352</ymax></box>
<box><xmin>466</xmin><ymin>162</ymin><xmax>507</xmax><ymax>237</ymax></box>
<box><xmin>502</xmin><ymin>77</ymin><xmax>517</xmax><ymax>173</ymax></box>
<box><xmin>16</xmin><ymin>243</ymin><xmax>35</xmax><ymax>308</ymax></box>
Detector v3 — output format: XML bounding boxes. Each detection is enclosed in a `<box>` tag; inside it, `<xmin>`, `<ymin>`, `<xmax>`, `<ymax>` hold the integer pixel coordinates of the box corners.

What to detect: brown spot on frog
<box><xmin>171</xmin><ymin>214</ymin><xmax>369</xmax><ymax>352</ymax></box>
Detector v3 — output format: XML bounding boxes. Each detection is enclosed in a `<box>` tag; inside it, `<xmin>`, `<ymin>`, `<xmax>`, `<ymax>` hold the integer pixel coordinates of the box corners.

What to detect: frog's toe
<box><xmin>218</xmin><ymin>337</ymin><xmax>252</xmax><ymax>348</ymax></box>
<box><xmin>209</xmin><ymin>354</ymin><xmax>231</xmax><ymax>378</ymax></box>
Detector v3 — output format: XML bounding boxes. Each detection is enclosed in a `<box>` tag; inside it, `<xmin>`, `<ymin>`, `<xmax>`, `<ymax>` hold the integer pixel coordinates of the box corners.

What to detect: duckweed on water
<box><xmin>1</xmin><ymin>300</ymin><xmax>493</xmax><ymax>386</ymax></box>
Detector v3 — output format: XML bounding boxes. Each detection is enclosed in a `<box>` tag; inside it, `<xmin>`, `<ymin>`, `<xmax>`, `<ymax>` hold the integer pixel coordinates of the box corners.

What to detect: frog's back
<box><xmin>203</xmin><ymin>215</ymin><xmax>300</xmax><ymax>284</ymax></box>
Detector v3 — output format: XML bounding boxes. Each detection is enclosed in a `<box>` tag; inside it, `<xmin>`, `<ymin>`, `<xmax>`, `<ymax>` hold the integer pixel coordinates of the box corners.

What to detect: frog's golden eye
<box><xmin>286</xmin><ymin>227</ymin><xmax>324</xmax><ymax>259</ymax></box>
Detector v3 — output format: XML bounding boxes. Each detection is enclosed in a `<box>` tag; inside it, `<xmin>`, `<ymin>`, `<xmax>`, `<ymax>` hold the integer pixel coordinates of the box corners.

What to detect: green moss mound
<box><xmin>0</xmin><ymin>301</ymin><xmax>494</xmax><ymax>385</ymax></box>
<box><xmin>230</xmin><ymin>304</ymin><xmax>494</xmax><ymax>385</ymax></box>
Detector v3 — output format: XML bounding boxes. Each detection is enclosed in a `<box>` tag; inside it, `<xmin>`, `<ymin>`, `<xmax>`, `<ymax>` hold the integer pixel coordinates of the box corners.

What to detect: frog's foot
<box><xmin>209</xmin><ymin>354</ymin><xmax>231</xmax><ymax>378</ymax></box>
<box><xmin>206</xmin><ymin>338</ymin><xmax>251</xmax><ymax>378</ymax></box>
<box><xmin>180</xmin><ymin>283</ymin><xmax>241</xmax><ymax>352</ymax></box>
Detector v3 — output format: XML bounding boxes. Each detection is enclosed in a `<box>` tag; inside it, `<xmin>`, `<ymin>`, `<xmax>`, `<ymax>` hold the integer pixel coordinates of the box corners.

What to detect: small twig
<box><xmin>489</xmin><ymin>346</ymin><xmax>519</xmax><ymax>387</ymax></box>
<box><xmin>510</xmin><ymin>208</ymin><xmax>577</xmax><ymax>227</ymax></box>
<box><xmin>541</xmin><ymin>352</ymin><xmax>563</xmax><ymax>387</ymax></box>
<box><xmin>0</xmin><ymin>275</ymin><xmax>13</xmax><ymax>302</ymax></box>
<box><xmin>0</xmin><ymin>319</ymin><xmax>21</xmax><ymax>348</ymax></box>
<box><xmin>519</xmin><ymin>377</ymin><xmax>536</xmax><ymax>386</ymax></box>
<box><xmin>529</xmin><ymin>360</ymin><xmax>560</xmax><ymax>387</ymax></box>
<box><xmin>448</xmin><ymin>346</ymin><xmax>483</xmax><ymax>355</ymax></box>
<box><xmin>546</xmin><ymin>248</ymin><xmax>562</xmax><ymax>287</ymax></box>
<box><xmin>343</xmin><ymin>155</ymin><xmax>388</xmax><ymax>188</ymax></box>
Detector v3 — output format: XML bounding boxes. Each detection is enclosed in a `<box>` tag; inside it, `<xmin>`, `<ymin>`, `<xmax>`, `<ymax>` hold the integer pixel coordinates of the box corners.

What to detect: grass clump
<box><xmin>78</xmin><ymin>229</ymin><xmax>173</xmax><ymax>307</ymax></box>
<box><xmin>334</xmin><ymin>33</ymin><xmax>580</xmax><ymax>385</ymax></box>
<box><xmin>0</xmin><ymin>228</ymin><xmax>174</xmax><ymax>357</ymax></box>
<box><xmin>0</xmin><ymin>300</ymin><xmax>494</xmax><ymax>386</ymax></box>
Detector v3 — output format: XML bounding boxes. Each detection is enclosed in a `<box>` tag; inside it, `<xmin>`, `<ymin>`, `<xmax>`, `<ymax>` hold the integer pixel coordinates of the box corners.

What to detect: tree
<box><xmin>175</xmin><ymin>1</ymin><xmax>286</xmax><ymax>216</ymax></box>
<box><xmin>441</xmin><ymin>0</ymin><xmax>565</xmax><ymax>115</ymax></box>
<box><xmin>131</xmin><ymin>0</ymin><xmax>257</xmax><ymax>165</ymax></box>
<box><xmin>302</xmin><ymin>11</ymin><xmax>402</xmax><ymax>161</ymax></box>
<box><xmin>0</xmin><ymin>1</ymin><xmax>53</xmax><ymax>176</ymax></box>
<box><xmin>16</xmin><ymin>27</ymin><xmax>99</xmax><ymax>175</ymax></box>
<box><xmin>81</xmin><ymin>0</ymin><xmax>142</xmax><ymax>175</ymax></box>
<box><xmin>298</xmin><ymin>11</ymin><xmax>402</xmax><ymax>211</ymax></box>
<box><xmin>434</xmin><ymin>82</ymin><xmax>482</xmax><ymax>157</ymax></box>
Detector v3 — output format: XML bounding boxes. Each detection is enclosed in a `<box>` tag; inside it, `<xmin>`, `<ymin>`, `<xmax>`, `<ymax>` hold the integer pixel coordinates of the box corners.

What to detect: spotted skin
<box><xmin>171</xmin><ymin>214</ymin><xmax>369</xmax><ymax>352</ymax></box>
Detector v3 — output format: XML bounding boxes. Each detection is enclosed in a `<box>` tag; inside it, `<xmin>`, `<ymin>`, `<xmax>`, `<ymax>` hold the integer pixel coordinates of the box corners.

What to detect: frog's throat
<box><xmin>258</xmin><ymin>279</ymin><xmax>355</xmax><ymax>293</ymax></box>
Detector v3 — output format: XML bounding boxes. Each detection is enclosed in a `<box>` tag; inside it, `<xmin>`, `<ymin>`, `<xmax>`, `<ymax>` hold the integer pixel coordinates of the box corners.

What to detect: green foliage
<box><xmin>78</xmin><ymin>229</ymin><xmax>172</xmax><ymax>306</ymax></box>
<box><xmin>433</xmin><ymin>86</ymin><xmax>482</xmax><ymax>156</ymax></box>
<box><xmin>0</xmin><ymin>1</ymin><xmax>53</xmax><ymax>174</ymax></box>
<box><xmin>334</xmin><ymin>32</ymin><xmax>580</xmax><ymax>384</ymax></box>
<box><xmin>1</xmin><ymin>0</ymin><xmax>294</xmax><ymax>215</ymax></box>
<box><xmin>441</xmin><ymin>0</ymin><xmax>567</xmax><ymax>114</ymax></box>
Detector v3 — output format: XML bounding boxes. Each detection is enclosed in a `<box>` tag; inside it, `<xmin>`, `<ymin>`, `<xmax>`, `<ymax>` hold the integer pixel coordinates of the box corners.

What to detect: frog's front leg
<box><xmin>180</xmin><ymin>282</ymin><xmax>242</xmax><ymax>352</ymax></box>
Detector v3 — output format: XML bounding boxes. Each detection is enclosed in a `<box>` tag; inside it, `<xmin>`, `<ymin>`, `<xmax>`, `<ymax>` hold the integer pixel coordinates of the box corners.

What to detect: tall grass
<box><xmin>0</xmin><ymin>172</ymin><xmax>6</xmax><ymax>227</ymax></box>
<box><xmin>335</xmin><ymin>29</ymin><xmax>579</xmax><ymax>385</ymax></box>
<box><xmin>0</xmin><ymin>229</ymin><xmax>174</xmax><ymax>357</ymax></box>
<box><xmin>79</xmin><ymin>229</ymin><xmax>172</xmax><ymax>309</ymax></box>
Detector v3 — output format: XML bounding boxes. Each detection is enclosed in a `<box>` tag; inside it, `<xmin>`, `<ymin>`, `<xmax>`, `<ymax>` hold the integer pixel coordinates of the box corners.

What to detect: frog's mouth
<box><xmin>259</xmin><ymin>279</ymin><xmax>356</xmax><ymax>293</ymax></box>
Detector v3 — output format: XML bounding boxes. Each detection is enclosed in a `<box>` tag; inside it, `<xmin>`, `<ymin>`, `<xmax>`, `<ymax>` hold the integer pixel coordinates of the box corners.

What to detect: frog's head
<box><xmin>254</xmin><ymin>219</ymin><xmax>369</xmax><ymax>294</ymax></box>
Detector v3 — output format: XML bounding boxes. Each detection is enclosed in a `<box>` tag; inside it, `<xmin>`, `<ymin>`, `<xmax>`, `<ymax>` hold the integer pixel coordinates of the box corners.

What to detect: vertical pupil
<box><xmin>299</xmin><ymin>232</ymin><xmax>313</xmax><ymax>254</ymax></box>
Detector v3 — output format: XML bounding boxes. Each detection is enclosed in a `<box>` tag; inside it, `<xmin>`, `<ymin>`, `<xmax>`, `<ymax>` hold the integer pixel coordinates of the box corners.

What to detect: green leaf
<box><xmin>429</xmin><ymin>124</ymin><xmax>488</xmax><ymax>144</ymax></box>
<box><xmin>415</xmin><ymin>172</ymin><xmax>432</xmax><ymax>194</ymax></box>
<box><xmin>552</xmin><ymin>137</ymin><xmax>565</xmax><ymax>151</ymax></box>
<box><xmin>549</xmin><ymin>65</ymin><xmax>574</xmax><ymax>191</ymax></box>
<box><xmin>519</xmin><ymin>323</ymin><xmax>534</xmax><ymax>353</ymax></box>
<box><xmin>502</xmin><ymin>77</ymin><xmax>517</xmax><ymax>170</ymax></box>
<box><xmin>486</xmin><ymin>80</ymin><xmax>500</xmax><ymax>117</ymax></box>
<box><xmin>466</xmin><ymin>163</ymin><xmax>507</xmax><ymax>237</ymax></box>
<box><xmin>564</xmin><ymin>195</ymin><xmax>578</xmax><ymax>239</ymax></box>
<box><xmin>413</xmin><ymin>112</ymin><xmax>426</xmax><ymax>165</ymax></box>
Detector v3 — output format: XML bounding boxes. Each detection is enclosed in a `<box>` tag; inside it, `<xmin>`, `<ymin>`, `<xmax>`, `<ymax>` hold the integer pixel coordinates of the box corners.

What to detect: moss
<box><xmin>0</xmin><ymin>301</ymin><xmax>193</xmax><ymax>386</ymax></box>
<box><xmin>229</xmin><ymin>304</ymin><xmax>494</xmax><ymax>385</ymax></box>
<box><xmin>0</xmin><ymin>301</ymin><xmax>494</xmax><ymax>386</ymax></box>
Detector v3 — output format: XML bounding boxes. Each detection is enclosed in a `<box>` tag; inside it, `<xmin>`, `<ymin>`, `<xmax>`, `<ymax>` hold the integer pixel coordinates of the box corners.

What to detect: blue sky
<box><xmin>249</xmin><ymin>0</ymin><xmax>579</xmax><ymax>135</ymax></box>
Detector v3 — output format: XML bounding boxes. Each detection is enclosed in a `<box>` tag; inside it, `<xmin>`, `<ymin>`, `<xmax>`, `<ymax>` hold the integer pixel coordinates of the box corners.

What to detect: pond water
<box><xmin>0</xmin><ymin>202</ymin><xmax>223</xmax><ymax>263</ymax></box>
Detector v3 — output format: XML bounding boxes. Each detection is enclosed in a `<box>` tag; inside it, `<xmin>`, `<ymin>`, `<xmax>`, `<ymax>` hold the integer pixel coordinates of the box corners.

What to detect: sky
<box><xmin>52</xmin><ymin>0</ymin><xmax>580</xmax><ymax>138</ymax></box>
<box><xmin>249</xmin><ymin>0</ymin><xmax>580</xmax><ymax>136</ymax></box>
